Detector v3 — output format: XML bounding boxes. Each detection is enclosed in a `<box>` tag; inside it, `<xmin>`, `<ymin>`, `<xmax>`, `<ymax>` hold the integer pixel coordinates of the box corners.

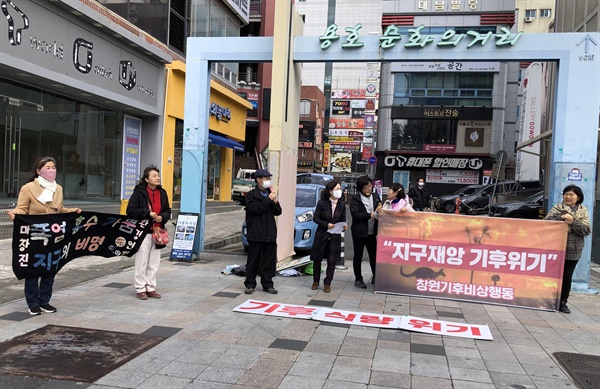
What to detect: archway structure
<box><xmin>182</xmin><ymin>4</ymin><xmax>599</xmax><ymax>288</ymax></box>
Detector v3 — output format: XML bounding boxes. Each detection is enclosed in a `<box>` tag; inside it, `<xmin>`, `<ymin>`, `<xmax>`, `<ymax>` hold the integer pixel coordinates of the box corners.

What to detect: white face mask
<box><xmin>332</xmin><ymin>189</ymin><xmax>342</xmax><ymax>199</ymax></box>
<box><xmin>418</xmin><ymin>182</ymin><xmax>425</xmax><ymax>187</ymax></box>
<box><xmin>261</xmin><ymin>180</ymin><xmax>272</xmax><ymax>188</ymax></box>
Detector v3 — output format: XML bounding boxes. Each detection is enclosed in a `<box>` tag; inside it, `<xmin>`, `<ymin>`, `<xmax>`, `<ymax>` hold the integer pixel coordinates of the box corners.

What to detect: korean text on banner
<box><xmin>375</xmin><ymin>211</ymin><xmax>568</xmax><ymax>311</ymax></box>
<box><xmin>12</xmin><ymin>212</ymin><xmax>151</xmax><ymax>280</ymax></box>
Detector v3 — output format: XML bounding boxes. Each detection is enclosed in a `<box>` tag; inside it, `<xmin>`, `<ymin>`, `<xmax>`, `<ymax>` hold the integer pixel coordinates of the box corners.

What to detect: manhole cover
<box><xmin>0</xmin><ymin>325</ymin><xmax>166</xmax><ymax>382</ymax></box>
<box><xmin>554</xmin><ymin>352</ymin><xmax>600</xmax><ymax>389</ymax></box>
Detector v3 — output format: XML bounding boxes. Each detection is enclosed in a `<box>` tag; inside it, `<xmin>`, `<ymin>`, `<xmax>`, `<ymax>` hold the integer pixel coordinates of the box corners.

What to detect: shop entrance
<box><xmin>0</xmin><ymin>96</ymin><xmax>42</xmax><ymax>205</ymax></box>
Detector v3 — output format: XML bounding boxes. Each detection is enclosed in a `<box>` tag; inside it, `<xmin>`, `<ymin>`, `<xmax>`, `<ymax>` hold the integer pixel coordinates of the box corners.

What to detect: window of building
<box><xmin>525</xmin><ymin>9</ymin><xmax>537</xmax><ymax>18</ymax></box>
<box><xmin>540</xmin><ymin>9</ymin><xmax>551</xmax><ymax>18</ymax></box>
<box><xmin>300</xmin><ymin>100</ymin><xmax>311</xmax><ymax>116</ymax></box>
<box><xmin>391</xmin><ymin>119</ymin><xmax>455</xmax><ymax>151</ymax></box>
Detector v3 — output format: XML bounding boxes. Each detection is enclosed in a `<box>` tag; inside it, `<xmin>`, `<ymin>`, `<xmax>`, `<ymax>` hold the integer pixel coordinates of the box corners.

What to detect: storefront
<box><xmin>162</xmin><ymin>61</ymin><xmax>252</xmax><ymax>202</ymax></box>
<box><xmin>0</xmin><ymin>0</ymin><xmax>170</xmax><ymax>207</ymax></box>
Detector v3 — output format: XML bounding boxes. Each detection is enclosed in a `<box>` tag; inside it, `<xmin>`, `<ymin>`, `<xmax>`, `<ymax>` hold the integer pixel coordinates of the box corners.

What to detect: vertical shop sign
<box><xmin>121</xmin><ymin>115</ymin><xmax>142</xmax><ymax>200</ymax></box>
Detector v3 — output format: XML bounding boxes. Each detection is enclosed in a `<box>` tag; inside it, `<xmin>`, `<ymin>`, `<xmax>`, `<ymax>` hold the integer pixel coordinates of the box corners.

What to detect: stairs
<box><xmin>234</xmin><ymin>155</ymin><xmax>258</xmax><ymax>172</ymax></box>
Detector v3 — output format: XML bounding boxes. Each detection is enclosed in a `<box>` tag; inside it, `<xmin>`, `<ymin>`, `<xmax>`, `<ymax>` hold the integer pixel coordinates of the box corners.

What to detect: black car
<box><xmin>433</xmin><ymin>185</ymin><xmax>483</xmax><ymax>213</ymax></box>
<box><xmin>460</xmin><ymin>180</ymin><xmax>543</xmax><ymax>215</ymax></box>
<box><xmin>490</xmin><ymin>191</ymin><xmax>544</xmax><ymax>219</ymax></box>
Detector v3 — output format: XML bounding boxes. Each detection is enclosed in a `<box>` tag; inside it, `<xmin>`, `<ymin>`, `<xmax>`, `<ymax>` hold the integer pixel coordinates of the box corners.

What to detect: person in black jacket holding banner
<box><xmin>127</xmin><ymin>165</ymin><xmax>171</xmax><ymax>300</ymax></box>
<box><xmin>350</xmin><ymin>175</ymin><xmax>382</xmax><ymax>288</ymax></box>
<box><xmin>244</xmin><ymin>169</ymin><xmax>282</xmax><ymax>295</ymax></box>
<box><xmin>7</xmin><ymin>156</ymin><xmax>81</xmax><ymax>315</ymax></box>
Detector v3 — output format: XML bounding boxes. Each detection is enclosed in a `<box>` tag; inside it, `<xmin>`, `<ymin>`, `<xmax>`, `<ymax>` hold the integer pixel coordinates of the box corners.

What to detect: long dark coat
<box><xmin>310</xmin><ymin>198</ymin><xmax>346</xmax><ymax>262</ymax></box>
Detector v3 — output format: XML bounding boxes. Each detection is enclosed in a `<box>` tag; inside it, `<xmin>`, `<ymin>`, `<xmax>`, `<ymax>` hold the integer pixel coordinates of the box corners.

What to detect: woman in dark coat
<box><xmin>310</xmin><ymin>180</ymin><xmax>347</xmax><ymax>293</ymax></box>
<box><xmin>126</xmin><ymin>165</ymin><xmax>171</xmax><ymax>300</ymax></box>
<box><xmin>543</xmin><ymin>185</ymin><xmax>591</xmax><ymax>313</ymax></box>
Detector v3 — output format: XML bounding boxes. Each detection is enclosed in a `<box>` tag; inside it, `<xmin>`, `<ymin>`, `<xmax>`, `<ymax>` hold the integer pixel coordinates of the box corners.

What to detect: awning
<box><xmin>208</xmin><ymin>133</ymin><xmax>244</xmax><ymax>152</ymax></box>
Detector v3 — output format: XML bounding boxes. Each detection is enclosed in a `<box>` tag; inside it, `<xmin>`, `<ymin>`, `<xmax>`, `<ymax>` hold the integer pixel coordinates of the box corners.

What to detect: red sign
<box><xmin>362</xmin><ymin>145</ymin><xmax>373</xmax><ymax>160</ymax></box>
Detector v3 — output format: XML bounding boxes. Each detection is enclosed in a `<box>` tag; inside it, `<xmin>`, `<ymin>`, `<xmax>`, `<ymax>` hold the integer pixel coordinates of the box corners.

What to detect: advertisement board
<box><xmin>170</xmin><ymin>213</ymin><xmax>200</xmax><ymax>261</ymax></box>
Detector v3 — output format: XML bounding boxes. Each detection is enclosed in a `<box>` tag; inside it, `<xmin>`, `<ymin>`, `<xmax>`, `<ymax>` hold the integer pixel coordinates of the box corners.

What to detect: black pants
<box><xmin>561</xmin><ymin>260</ymin><xmax>578</xmax><ymax>303</ymax></box>
<box><xmin>245</xmin><ymin>241</ymin><xmax>277</xmax><ymax>289</ymax></box>
<box><xmin>352</xmin><ymin>235</ymin><xmax>377</xmax><ymax>282</ymax></box>
<box><xmin>311</xmin><ymin>240</ymin><xmax>337</xmax><ymax>286</ymax></box>
<box><xmin>25</xmin><ymin>276</ymin><xmax>54</xmax><ymax>309</ymax></box>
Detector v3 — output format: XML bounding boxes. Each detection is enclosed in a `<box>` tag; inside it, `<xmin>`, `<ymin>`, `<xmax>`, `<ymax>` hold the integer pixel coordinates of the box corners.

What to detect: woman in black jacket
<box><xmin>310</xmin><ymin>180</ymin><xmax>347</xmax><ymax>293</ymax></box>
<box><xmin>350</xmin><ymin>175</ymin><xmax>382</xmax><ymax>288</ymax></box>
<box><xmin>126</xmin><ymin>165</ymin><xmax>171</xmax><ymax>300</ymax></box>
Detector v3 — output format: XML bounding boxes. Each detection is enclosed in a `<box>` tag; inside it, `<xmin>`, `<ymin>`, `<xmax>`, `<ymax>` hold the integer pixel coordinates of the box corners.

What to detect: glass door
<box><xmin>1</xmin><ymin>96</ymin><xmax>42</xmax><ymax>206</ymax></box>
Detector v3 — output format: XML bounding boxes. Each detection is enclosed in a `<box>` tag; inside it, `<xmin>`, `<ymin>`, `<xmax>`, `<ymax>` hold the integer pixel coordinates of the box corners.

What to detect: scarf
<box><xmin>36</xmin><ymin>177</ymin><xmax>57</xmax><ymax>204</ymax></box>
<box><xmin>330</xmin><ymin>198</ymin><xmax>338</xmax><ymax>215</ymax></box>
<box><xmin>147</xmin><ymin>186</ymin><xmax>162</xmax><ymax>228</ymax></box>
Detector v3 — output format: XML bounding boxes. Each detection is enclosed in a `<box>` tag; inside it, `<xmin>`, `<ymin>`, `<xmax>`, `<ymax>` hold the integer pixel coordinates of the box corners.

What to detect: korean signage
<box><xmin>121</xmin><ymin>115</ymin><xmax>142</xmax><ymax>200</ymax></box>
<box><xmin>391</xmin><ymin>61</ymin><xmax>500</xmax><ymax>72</ymax></box>
<box><xmin>426</xmin><ymin>169</ymin><xmax>479</xmax><ymax>185</ymax></box>
<box><xmin>0</xmin><ymin>0</ymin><xmax>162</xmax><ymax>108</ymax></box>
<box><xmin>233</xmin><ymin>299</ymin><xmax>493</xmax><ymax>340</ymax></box>
<box><xmin>319</xmin><ymin>23</ymin><xmax>522</xmax><ymax>51</ymax></box>
<box><xmin>376</xmin><ymin>211</ymin><xmax>568</xmax><ymax>310</ymax></box>
<box><xmin>323</xmin><ymin>143</ymin><xmax>330</xmax><ymax>167</ymax></box>
<box><xmin>209</xmin><ymin>102</ymin><xmax>231</xmax><ymax>122</ymax></box>
<box><xmin>170</xmin><ymin>213</ymin><xmax>199</xmax><ymax>261</ymax></box>
<box><xmin>516</xmin><ymin>63</ymin><xmax>543</xmax><ymax>181</ymax></box>
<box><xmin>12</xmin><ymin>212</ymin><xmax>151</xmax><ymax>280</ymax></box>
<box><xmin>329</xmin><ymin>118</ymin><xmax>364</xmax><ymax>129</ymax></box>
<box><xmin>384</xmin><ymin>154</ymin><xmax>484</xmax><ymax>170</ymax></box>
<box><xmin>299</xmin><ymin>121</ymin><xmax>316</xmax><ymax>147</ymax></box>
<box><xmin>332</xmin><ymin>90</ymin><xmax>366</xmax><ymax>99</ymax></box>
<box><xmin>332</xmin><ymin>100</ymin><xmax>351</xmax><ymax>115</ymax></box>
<box><xmin>417</xmin><ymin>0</ymin><xmax>479</xmax><ymax>12</ymax></box>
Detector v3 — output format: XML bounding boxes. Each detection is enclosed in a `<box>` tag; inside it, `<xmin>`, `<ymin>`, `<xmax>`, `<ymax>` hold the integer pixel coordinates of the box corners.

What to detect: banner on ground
<box><xmin>12</xmin><ymin>212</ymin><xmax>151</xmax><ymax>280</ymax></box>
<box><xmin>376</xmin><ymin>211</ymin><xmax>568</xmax><ymax>311</ymax></box>
<box><xmin>233</xmin><ymin>299</ymin><xmax>492</xmax><ymax>340</ymax></box>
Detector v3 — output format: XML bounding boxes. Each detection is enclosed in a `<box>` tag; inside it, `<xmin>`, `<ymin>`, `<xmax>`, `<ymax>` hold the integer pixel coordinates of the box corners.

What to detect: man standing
<box><xmin>244</xmin><ymin>169</ymin><xmax>282</xmax><ymax>295</ymax></box>
<box><xmin>409</xmin><ymin>178</ymin><xmax>432</xmax><ymax>211</ymax></box>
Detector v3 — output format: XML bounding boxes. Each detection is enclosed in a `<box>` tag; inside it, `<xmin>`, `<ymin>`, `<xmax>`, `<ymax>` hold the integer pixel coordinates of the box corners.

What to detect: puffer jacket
<box><xmin>245</xmin><ymin>185</ymin><xmax>282</xmax><ymax>242</ymax></box>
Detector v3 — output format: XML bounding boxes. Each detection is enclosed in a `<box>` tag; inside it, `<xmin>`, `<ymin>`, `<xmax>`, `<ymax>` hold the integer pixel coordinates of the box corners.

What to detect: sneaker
<box><xmin>559</xmin><ymin>301</ymin><xmax>571</xmax><ymax>314</ymax></box>
<box><xmin>355</xmin><ymin>280</ymin><xmax>367</xmax><ymax>288</ymax></box>
<box><xmin>40</xmin><ymin>304</ymin><xmax>57</xmax><ymax>313</ymax></box>
<box><xmin>29</xmin><ymin>306</ymin><xmax>41</xmax><ymax>315</ymax></box>
<box><xmin>263</xmin><ymin>287</ymin><xmax>278</xmax><ymax>294</ymax></box>
<box><xmin>136</xmin><ymin>292</ymin><xmax>148</xmax><ymax>300</ymax></box>
<box><xmin>244</xmin><ymin>287</ymin><xmax>254</xmax><ymax>295</ymax></box>
<box><xmin>335</xmin><ymin>265</ymin><xmax>348</xmax><ymax>270</ymax></box>
<box><xmin>146</xmin><ymin>291</ymin><xmax>161</xmax><ymax>299</ymax></box>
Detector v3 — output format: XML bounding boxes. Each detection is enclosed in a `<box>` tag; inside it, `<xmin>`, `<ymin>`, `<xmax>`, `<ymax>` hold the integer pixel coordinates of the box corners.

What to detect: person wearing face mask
<box><xmin>7</xmin><ymin>157</ymin><xmax>81</xmax><ymax>315</ymax></box>
<box><xmin>350</xmin><ymin>175</ymin><xmax>382</xmax><ymax>288</ymax></box>
<box><xmin>544</xmin><ymin>185</ymin><xmax>591</xmax><ymax>313</ymax></box>
<box><xmin>309</xmin><ymin>180</ymin><xmax>347</xmax><ymax>293</ymax></box>
<box><xmin>383</xmin><ymin>183</ymin><xmax>414</xmax><ymax>213</ymax></box>
<box><xmin>243</xmin><ymin>169</ymin><xmax>283</xmax><ymax>295</ymax></box>
<box><xmin>408</xmin><ymin>178</ymin><xmax>432</xmax><ymax>211</ymax></box>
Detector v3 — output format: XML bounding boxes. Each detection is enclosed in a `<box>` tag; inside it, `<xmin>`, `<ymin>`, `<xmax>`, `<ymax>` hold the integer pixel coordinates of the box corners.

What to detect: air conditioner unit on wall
<box><xmin>524</xmin><ymin>17</ymin><xmax>534</xmax><ymax>22</ymax></box>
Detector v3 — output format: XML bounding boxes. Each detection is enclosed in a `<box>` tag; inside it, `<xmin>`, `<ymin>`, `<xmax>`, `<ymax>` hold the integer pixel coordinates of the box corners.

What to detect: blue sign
<box><xmin>368</xmin><ymin>156</ymin><xmax>377</xmax><ymax>165</ymax></box>
<box><xmin>121</xmin><ymin>115</ymin><xmax>142</xmax><ymax>200</ymax></box>
<box><xmin>567</xmin><ymin>168</ymin><xmax>583</xmax><ymax>181</ymax></box>
<box><xmin>170</xmin><ymin>213</ymin><xmax>199</xmax><ymax>261</ymax></box>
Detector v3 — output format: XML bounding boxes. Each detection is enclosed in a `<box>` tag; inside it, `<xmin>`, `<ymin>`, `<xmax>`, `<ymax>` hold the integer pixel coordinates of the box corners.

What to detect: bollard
<box><xmin>455</xmin><ymin>197</ymin><xmax>461</xmax><ymax>214</ymax></box>
<box><xmin>335</xmin><ymin>232</ymin><xmax>348</xmax><ymax>270</ymax></box>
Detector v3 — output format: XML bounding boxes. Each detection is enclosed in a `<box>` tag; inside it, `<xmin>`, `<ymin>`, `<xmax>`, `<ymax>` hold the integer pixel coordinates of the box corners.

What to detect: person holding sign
<box><xmin>244</xmin><ymin>169</ymin><xmax>282</xmax><ymax>295</ymax></box>
<box><xmin>350</xmin><ymin>175</ymin><xmax>382</xmax><ymax>288</ymax></box>
<box><xmin>127</xmin><ymin>165</ymin><xmax>171</xmax><ymax>300</ymax></box>
<box><xmin>543</xmin><ymin>185</ymin><xmax>591</xmax><ymax>314</ymax></box>
<box><xmin>7</xmin><ymin>157</ymin><xmax>81</xmax><ymax>315</ymax></box>
<box><xmin>382</xmin><ymin>183</ymin><xmax>414</xmax><ymax>213</ymax></box>
<box><xmin>310</xmin><ymin>180</ymin><xmax>347</xmax><ymax>293</ymax></box>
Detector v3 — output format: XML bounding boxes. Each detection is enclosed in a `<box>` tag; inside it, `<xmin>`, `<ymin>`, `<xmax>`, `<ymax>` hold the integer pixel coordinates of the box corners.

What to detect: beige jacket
<box><xmin>13</xmin><ymin>179</ymin><xmax>77</xmax><ymax>216</ymax></box>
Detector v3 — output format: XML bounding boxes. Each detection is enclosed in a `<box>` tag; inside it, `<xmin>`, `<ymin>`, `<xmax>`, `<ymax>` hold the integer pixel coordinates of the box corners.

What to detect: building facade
<box><xmin>0</xmin><ymin>0</ymin><xmax>171</xmax><ymax>207</ymax></box>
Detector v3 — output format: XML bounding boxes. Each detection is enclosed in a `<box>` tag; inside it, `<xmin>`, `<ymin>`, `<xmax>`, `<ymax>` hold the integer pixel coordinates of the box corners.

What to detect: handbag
<box><xmin>152</xmin><ymin>226</ymin><xmax>169</xmax><ymax>245</ymax></box>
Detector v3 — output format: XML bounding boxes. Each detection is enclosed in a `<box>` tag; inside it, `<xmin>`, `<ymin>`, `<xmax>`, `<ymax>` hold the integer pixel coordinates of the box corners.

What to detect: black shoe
<box><xmin>40</xmin><ymin>304</ymin><xmax>57</xmax><ymax>313</ymax></box>
<box><xmin>355</xmin><ymin>280</ymin><xmax>367</xmax><ymax>288</ymax></box>
<box><xmin>244</xmin><ymin>287</ymin><xmax>254</xmax><ymax>295</ymax></box>
<box><xmin>29</xmin><ymin>306</ymin><xmax>41</xmax><ymax>315</ymax></box>
<box><xmin>559</xmin><ymin>301</ymin><xmax>571</xmax><ymax>314</ymax></box>
<box><xmin>263</xmin><ymin>287</ymin><xmax>278</xmax><ymax>294</ymax></box>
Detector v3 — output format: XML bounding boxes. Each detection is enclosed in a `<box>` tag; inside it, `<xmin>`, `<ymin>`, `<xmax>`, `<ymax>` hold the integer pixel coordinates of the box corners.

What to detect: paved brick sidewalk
<box><xmin>1</xmin><ymin>246</ymin><xmax>599</xmax><ymax>388</ymax></box>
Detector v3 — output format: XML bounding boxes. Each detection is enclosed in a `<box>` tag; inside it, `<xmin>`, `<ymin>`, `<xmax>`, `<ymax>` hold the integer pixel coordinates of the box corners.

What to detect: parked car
<box><xmin>489</xmin><ymin>191</ymin><xmax>544</xmax><ymax>219</ymax></box>
<box><xmin>242</xmin><ymin>183</ymin><xmax>325</xmax><ymax>252</ymax></box>
<box><xmin>460</xmin><ymin>180</ymin><xmax>543</xmax><ymax>215</ymax></box>
<box><xmin>296</xmin><ymin>173</ymin><xmax>334</xmax><ymax>186</ymax></box>
<box><xmin>433</xmin><ymin>185</ymin><xmax>484</xmax><ymax>213</ymax></box>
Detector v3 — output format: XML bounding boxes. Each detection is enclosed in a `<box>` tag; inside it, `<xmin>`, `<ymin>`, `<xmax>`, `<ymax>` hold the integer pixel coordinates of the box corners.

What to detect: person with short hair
<box><xmin>544</xmin><ymin>185</ymin><xmax>591</xmax><ymax>314</ymax></box>
<box><xmin>244</xmin><ymin>169</ymin><xmax>282</xmax><ymax>295</ymax></box>
<box><xmin>127</xmin><ymin>165</ymin><xmax>171</xmax><ymax>300</ymax></box>
<box><xmin>7</xmin><ymin>157</ymin><xmax>81</xmax><ymax>315</ymax></box>
<box><xmin>350</xmin><ymin>175</ymin><xmax>382</xmax><ymax>288</ymax></box>
<box><xmin>408</xmin><ymin>178</ymin><xmax>432</xmax><ymax>211</ymax></box>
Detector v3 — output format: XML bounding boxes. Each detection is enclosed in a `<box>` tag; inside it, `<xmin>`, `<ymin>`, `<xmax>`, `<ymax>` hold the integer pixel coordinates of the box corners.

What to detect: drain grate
<box><xmin>554</xmin><ymin>352</ymin><xmax>600</xmax><ymax>389</ymax></box>
<box><xmin>0</xmin><ymin>325</ymin><xmax>166</xmax><ymax>383</ymax></box>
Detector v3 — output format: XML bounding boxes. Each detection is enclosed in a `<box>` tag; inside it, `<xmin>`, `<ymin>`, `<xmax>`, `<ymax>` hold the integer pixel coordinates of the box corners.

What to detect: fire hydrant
<box><xmin>455</xmin><ymin>197</ymin><xmax>461</xmax><ymax>214</ymax></box>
